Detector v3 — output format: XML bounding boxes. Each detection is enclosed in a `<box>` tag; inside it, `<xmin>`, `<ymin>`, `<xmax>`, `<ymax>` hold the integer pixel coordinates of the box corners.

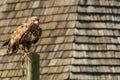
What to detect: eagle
<box><xmin>1</xmin><ymin>16</ymin><xmax>42</xmax><ymax>57</ymax></box>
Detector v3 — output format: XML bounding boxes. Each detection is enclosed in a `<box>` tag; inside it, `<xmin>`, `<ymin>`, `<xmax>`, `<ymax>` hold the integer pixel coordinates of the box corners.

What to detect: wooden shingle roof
<box><xmin>71</xmin><ymin>0</ymin><xmax>120</xmax><ymax>80</ymax></box>
<box><xmin>0</xmin><ymin>0</ymin><xmax>120</xmax><ymax>80</ymax></box>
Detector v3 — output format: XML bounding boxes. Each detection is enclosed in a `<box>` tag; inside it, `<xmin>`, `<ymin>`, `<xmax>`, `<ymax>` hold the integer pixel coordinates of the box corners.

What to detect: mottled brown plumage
<box><xmin>1</xmin><ymin>16</ymin><xmax>42</xmax><ymax>56</ymax></box>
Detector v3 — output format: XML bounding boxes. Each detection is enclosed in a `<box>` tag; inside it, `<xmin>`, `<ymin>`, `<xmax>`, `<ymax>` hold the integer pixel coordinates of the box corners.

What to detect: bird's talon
<box><xmin>22</xmin><ymin>51</ymin><xmax>31</xmax><ymax>58</ymax></box>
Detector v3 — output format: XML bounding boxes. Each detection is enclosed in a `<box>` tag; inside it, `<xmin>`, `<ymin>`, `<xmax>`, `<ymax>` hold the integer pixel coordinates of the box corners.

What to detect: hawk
<box><xmin>1</xmin><ymin>16</ymin><xmax>42</xmax><ymax>57</ymax></box>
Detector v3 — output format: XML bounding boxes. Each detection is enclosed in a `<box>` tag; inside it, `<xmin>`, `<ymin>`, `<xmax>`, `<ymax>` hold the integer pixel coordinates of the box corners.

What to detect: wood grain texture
<box><xmin>27</xmin><ymin>52</ymin><xmax>39</xmax><ymax>80</ymax></box>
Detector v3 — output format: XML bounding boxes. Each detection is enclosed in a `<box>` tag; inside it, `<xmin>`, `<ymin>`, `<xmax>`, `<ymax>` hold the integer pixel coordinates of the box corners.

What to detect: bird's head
<box><xmin>29</xmin><ymin>16</ymin><xmax>39</xmax><ymax>25</ymax></box>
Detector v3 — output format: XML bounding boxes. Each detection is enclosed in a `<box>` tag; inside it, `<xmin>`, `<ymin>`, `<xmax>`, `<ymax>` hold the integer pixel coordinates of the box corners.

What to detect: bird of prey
<box><xmin>1</xmin><ymin>16</ymin><xmax>42</xmax><ymax>57</ymax></box>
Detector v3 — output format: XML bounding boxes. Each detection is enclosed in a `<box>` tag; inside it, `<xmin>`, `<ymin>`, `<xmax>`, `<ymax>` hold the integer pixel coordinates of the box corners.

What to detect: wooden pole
<box><xmin>26</xmin><ymin>52</ymin><xmax>40</xmax><ymax>80</ymax></box>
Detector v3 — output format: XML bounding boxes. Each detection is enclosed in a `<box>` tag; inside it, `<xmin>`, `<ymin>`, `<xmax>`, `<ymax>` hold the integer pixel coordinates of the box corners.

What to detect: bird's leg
<box><xmin>22</xmin><ymin>47</ymin><xmax>31</xmax><ymax>58</ymax></box>
<box><xmin>21</xmin><ymin>47</ymin><xmax>31</xmax><ymax>76</ymax></box>
<box><xmin>22</xmin><ymin>47</ymin><xmax>32</xmax><ymax>62</ymax></box>
<box><xmin>23</xmin><ymin>51</ymin><xmax>31</xmax><ymax>62</ymax></box>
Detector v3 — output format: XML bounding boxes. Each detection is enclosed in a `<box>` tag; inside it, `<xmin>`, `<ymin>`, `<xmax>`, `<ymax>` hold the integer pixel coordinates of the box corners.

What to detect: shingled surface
<box><xmin>0</xmin><ymin>0</ymin><xmax>77</xmax><ymax>80</ymax></box>
<box><xmin>0</xmin><ymin>0</ymin><xmax>120</xmax><ymax>80</ymax></box>
<box><xmin>71</xmin><ymin>0</ymin><xmax>120</xmax><ymax>80</ymax></box>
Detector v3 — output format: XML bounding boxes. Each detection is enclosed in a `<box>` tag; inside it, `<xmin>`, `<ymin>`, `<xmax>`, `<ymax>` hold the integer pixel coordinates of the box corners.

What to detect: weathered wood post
<box><xmin>26</xmin><ymin>52</ymin><xmax>40</xmax><ymax>80</ymax></box>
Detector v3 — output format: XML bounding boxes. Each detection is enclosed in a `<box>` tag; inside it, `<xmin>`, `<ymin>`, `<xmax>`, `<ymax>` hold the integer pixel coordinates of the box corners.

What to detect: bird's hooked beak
<box><xmin>34</xmin><ymin>20</ymin><xmax>39</xmax><ymax>24</ymax></box>
<box><xmin>29</xmin><ymin>16</ymin><xmax>39</xmax><ymax>24</ymax></box>
<box><xmin>34</xmin><ymin>17</ymin><xmax>39</xmax><ymax>24</ymax></box>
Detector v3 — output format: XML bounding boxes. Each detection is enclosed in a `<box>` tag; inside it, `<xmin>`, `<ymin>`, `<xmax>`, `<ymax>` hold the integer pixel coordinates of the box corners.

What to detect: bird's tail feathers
<box><xmin>1</xmin><ymin>40</ymin><xmax>9</xmax><ymax>47</ymax></box>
